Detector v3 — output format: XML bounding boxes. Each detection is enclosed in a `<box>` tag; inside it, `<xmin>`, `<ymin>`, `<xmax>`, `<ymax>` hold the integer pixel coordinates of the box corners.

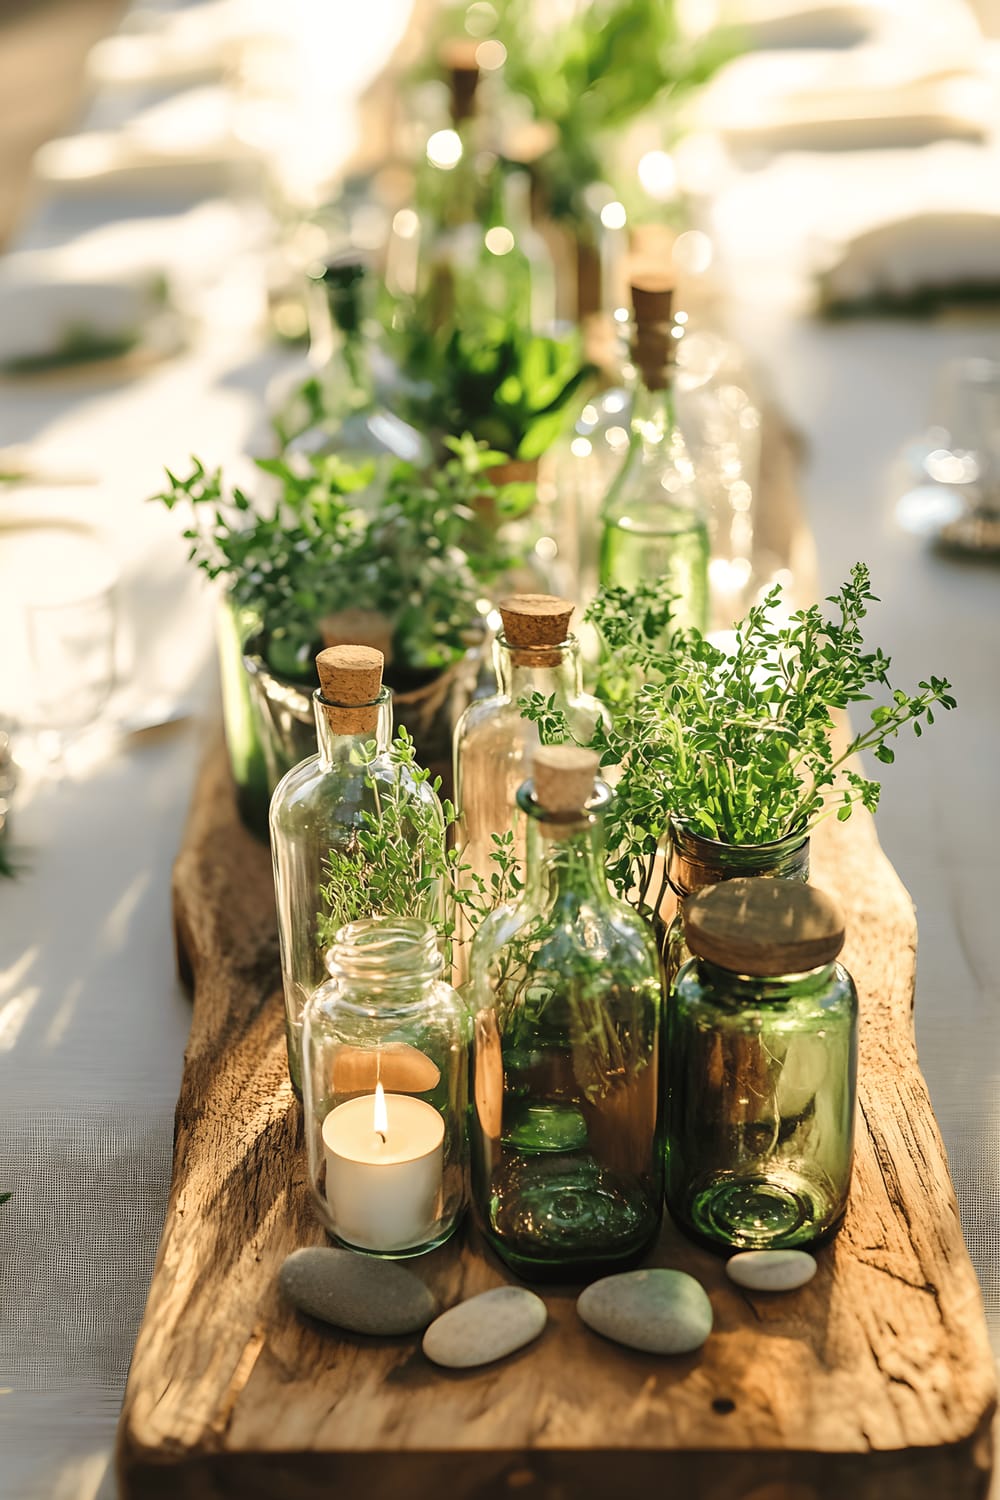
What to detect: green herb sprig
<box><xmin>154</xmin><ymin>437</ymin><xmax>519</xmax><ymax>675</ymax></box>
<box><xmin>316</xmin><ymin>727</ymin><xmax>522</xmax><ymax>972</ymax></box>
<box><xmin>523</xmin><ymin>564</ymin><xmax>955</xmax><ymax>909</ymax></box>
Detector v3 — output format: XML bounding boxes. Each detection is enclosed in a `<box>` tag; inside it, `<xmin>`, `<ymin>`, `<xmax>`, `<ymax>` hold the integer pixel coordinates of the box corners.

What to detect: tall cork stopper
<box><xmin>498</xmin><ymin>593</ymin><xmax>574</xmax><ymax>668</ymax></box>
<box><xmin>532</xmin><ymin>746</ymin><xmax>599</xmax><ymax>824</ymax></box>
<box><xmin>440</xmin><ymin>38</ymin><xmax>480</xmax><ymax>124</ymax></box>
<box><xmin>631</xmin><ymin>272</ymin><xmax>675</xmax><ymax>391</ymax></box>
<box><xmin>319</xmin><ymin>608</ymin><xmax>395</xmax><ymax>666</ymax></box>
<box><xmin>683</xmin><ymin>878</ymin><xmax>846</xmax><ymax>978</ymax></box>
<box><xmin>315</xmin><ymin>645</ymin><xmax>383</xmax><ymax>735</ymax></box>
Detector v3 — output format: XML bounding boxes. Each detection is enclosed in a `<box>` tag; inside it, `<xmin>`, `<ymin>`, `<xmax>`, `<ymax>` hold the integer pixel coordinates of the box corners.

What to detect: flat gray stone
<box><xmin>279</xmin><ymin>1247</ymin><xmax>438</xmax><ymax>1335</ymax></box>
<box><xmin>726</xmin><ymin>1249</ymin><xmax>817</xmax><ymax>1292</ymax></box>
<box><xmin>577</xmin><ymin>1269</ymin><xmax>712</xmax><ymax>1355</ymax></box>
<box><xmin>422</xmin><ymin>1287</ymin><xmax>547</xmax><ymax>1369</ymax></box>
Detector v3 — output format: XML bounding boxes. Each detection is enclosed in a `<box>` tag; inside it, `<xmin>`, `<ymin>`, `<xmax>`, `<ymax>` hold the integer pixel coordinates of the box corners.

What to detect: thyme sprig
<box><xmin>316</xmin><ymin>727</ymin><xmax>521</xmax><ymax>974</ymax></box>
<box><xmin>522</xmin><ymin>564</ymin><xmax>955</xmax><ymax>908</ymax></box>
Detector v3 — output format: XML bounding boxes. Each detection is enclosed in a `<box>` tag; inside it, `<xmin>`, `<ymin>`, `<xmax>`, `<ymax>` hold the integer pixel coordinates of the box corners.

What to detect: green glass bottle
<box><xmin>666</xmin><ymin>877</ymin><xmax>857</xmax><ymax>1252</ymax></box>
<box><xmin>269</xmin><ymin>646</ymin><xmax>445</xmax><ymax>1093</ymax></box>
<box><xmin>599</xmin><ymin>276</ymin><xmax>710</xmax><ymax>637</ymax></box>
<box><xmin>470</xmin><ymin>745</ymin><xmax>664</xmax><ymax>1279</ymax></box>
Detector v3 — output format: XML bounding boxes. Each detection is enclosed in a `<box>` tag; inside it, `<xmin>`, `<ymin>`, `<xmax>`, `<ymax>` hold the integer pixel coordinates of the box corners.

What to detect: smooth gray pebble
<box><xmin>279</xmin><ymin>1247</ymin><xmax>438</xmax><ymax>1335</ymax></box>
<box><xmin>577</xmin><ymin>1269</ymin><xmax>712</xmax><ymax>1355</ymax></box>
<box><xmin>423</xmin><ymin>1286</ymin><xmax>547</xmax><ymax>1369</ymax></box>
<box><xmin>726</xmin><ymin>1249</ymin><xmax>817</xmax><ymax>1292</ymax></box>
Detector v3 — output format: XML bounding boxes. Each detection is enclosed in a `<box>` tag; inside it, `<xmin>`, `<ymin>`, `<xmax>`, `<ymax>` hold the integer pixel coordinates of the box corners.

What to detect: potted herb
<box><xmin>390</xmin><ymin>317</ymin><xmax>595</xmax><ymax>481</ymax></box>
<box><xmin>155</xmin><ymin>436</ymin><xmax>522</xmax><ymax>835</ymax></box>
<box><xmin>523</xmin><ymin>565</ymin><xmax>955</xmax><ymax>976</ymax></box>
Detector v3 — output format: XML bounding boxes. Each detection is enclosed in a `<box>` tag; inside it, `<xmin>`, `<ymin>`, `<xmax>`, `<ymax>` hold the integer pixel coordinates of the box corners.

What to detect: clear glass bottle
<box><xmin>453</xmin><ymin>594</ymin><xmax>610</xmax><ymax>900</ymax></box>
<box><xmin>599</xmin><ymin>276</ymin><xmax>710</xmax><ymax>638</ymax></box>
<box><xmin>666</xmin><ymin>877</ymin><xmax>857</xmax><ymax>1251</ymax></box>
<box><xmin>302</xmin><ymin>917</ymin><xmax>469</xmax><ymax>1257</ymax></box>
<box><xmin>279</xmin><ymin>252</ymin><xmax>428</xmax><ymax>470</ymax></box>
<box><xmin>657</xmin><ymin>815</ymin><xmax>810</xmax><ymax>993</ymax></box>
<box><xmin>469</xmin><ymin>746</ymin><xmax>664</xmax><ymax>1279</ymax></box>
<box><xmin>269</xmin><ymin>646</ymin><xmax>445</xmax><ymax>1092</ymax></box>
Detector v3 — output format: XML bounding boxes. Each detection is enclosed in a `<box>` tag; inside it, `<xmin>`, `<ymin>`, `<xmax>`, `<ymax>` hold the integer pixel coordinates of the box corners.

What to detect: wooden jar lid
<box><xmin>533</xmin><ymin>746</ymin><xmax>599</xmax><ymax>815</ymax></box>
<box><xmin>315</xmin><ymin>645</ymin><xmax>383</xmax><ymax>735</ymax></box>
<box><xmin>682</xmin><ymin>878</ymin><xmax>846</xmax><ymax>977</ymax></box>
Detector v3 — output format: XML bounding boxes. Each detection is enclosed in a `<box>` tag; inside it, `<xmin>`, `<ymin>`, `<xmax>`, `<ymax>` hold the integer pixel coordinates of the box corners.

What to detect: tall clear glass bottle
<box><xmin>269</xmin><ymin>645</ymin><xmax>445</xmax><ymax>1092</ymax></box>
<box><xmin>666</xmin><ymin>877</ymin><xmax>857</xmax><ymax>1251</ymax></box>
<box><xmin>599</xmin><ymin>276</ymin><xmax>710</xmax><ymax>637</ymax></box>
<box><xmin>279</xmin><ymin>252</ymin><xmax>427</xmax><ymax>469</ymax></box>
<box><xmin>469</xmin><ymin>746</ymin><xmax>664</xmax><ymax>1279</ymax></box>
<box><xmin>453</xmin><ymin>594</ymin><xmax>610</xmax><ymax>900</ymax></box>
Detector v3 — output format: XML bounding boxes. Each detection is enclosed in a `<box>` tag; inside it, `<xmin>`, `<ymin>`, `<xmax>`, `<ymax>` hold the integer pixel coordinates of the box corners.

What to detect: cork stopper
<box><xmin>682</xmin><ymin>878</ymin><xmax>846</xmax><ymax>978</ymax></box>
<box><xmin>532</xmin><ymin>746</ymin><xmax>599</xmax><ymax>817</ymax></box>
<box><xmin>315</xmin><ymin>645</ymin><xmax>383</xmax><ymax>735</ymax></box>
<box><xmin>631</xmin><ymin>273</ymin><xmax>675</xmax><ymax>391</ymax></box>
<box><xmin>440</xmin><ymin>38</ymin><xmax>480</xmax><ymax>123</ymax></box>
<box><xmin>498</xmin><ymin>593</ymin><xmax>574</xmax><ymax>666</ymax></box>
<box><xmin>319</xmin><ymin>608</ymin><xmax>395</xmax><ymax>666</ymax></box>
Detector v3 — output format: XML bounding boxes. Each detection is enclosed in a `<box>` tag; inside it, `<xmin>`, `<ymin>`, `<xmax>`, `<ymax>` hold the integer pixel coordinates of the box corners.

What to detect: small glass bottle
<box><xmin>302</xmin><ymin>918</ymin><xmax>469</xmax><ymax>1257</ymax></box>
<box><xmin>280</xmin><ymin>252</ymin><xmax>428</xmax><ymax>470</ymax></box>
<box><xmin>658</xmin><ymin>815</ymin><xmax>810</xmax><ymax>992</ymax></box>
<box><xmin>666</xmin><ymin>877</ymin><xmax>857</xmax><ymax>1252</ymax></box>
<box><xmin>453</xmin><ymin>593</ymin><xmax>610</xmax><ymax>899</ymax></box>
<box><xmin>470</xmin><ymin>746</ymin><xmax>664</xmax><ymax>1279</ymax></box>
<box><xmin>269</xmin><ymin>645</ymin><xmax>445</xmax><ymax>1092</ymax></box>
<box><xmin>599</xmin><ymin>275</ymin><xmax>710</xmax><ymax>637</ymax></box>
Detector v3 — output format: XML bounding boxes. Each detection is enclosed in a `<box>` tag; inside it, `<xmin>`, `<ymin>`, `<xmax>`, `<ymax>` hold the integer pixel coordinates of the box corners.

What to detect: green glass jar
<box><xmin>658</xmin><ymin>815</ymin><xmax>810</xmax><ymax>992</ymax></box>
<box><xmin>470</xmin><ymin>745</ymin><xmax>664</xmax><ymax>1280</ymax></box>
<box><xmin>302</xmin><ymin>918</ymin><xmax>470</xmax><ymax>1257</ymax></box>
<box><xmin>666</xmin><ymin>877</ymin><xmax>857</xmax><ymax>1252</ymax></box>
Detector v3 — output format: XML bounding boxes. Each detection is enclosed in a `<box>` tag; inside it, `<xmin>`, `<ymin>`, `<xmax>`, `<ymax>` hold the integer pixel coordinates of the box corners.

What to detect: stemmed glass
<box><xmin>25</xmin><ymin>586</ymin><xmax>117</xmax><ymax>773</ymax></box>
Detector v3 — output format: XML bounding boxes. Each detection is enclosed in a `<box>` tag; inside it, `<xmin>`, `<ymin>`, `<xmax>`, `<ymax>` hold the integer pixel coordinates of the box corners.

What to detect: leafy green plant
<box><xmin>523</xmin><ymin>565</ymin><xmax>955</xmax><ymax>910</ymax></box>
<box><xmin>317</xmin><ymin>726</ymin><xmax>522</xmax><ymax>972</ymax></box>
<box><xmin>391</xmin><ymin>318</ymin><xmax>594</xmax><ymax>462</ymax></box>
<box><xmin>154</xmin><ymin>436</ymin><xmax>520</xmax><ymax>677</ymax></box>
<box><xmin>494</xmin><ymin>0</ymin><xmax>738</xmax><ymax>227</ymax></box>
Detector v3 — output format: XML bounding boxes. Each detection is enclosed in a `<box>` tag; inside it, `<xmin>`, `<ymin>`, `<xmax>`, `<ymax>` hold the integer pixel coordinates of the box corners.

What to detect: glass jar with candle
<box><xmin>666</xmin><ymin>877</ymin><xmax>857</xmax><ymax>1252</ymax></box>
<box><xmin>302</xmin><ymin>917</ymin><xmax>470</xmax><ymax>1257</ymax></box>
<box><xmin>269</xmin><ymin>646</ymin><xmax>445</xmax><ymax>1094</ymax></box>
<box><xmin>469</xmin><ymin>745</ymin><xmax>664</xmax><ymax>1279</ymax></box>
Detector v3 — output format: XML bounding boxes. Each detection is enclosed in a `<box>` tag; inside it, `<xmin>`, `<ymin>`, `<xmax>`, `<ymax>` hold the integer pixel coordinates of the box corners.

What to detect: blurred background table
<box><xmin>0</xmin><ymin>1</ymin><xmax>998</xmax><ymax>1497</ymax></box>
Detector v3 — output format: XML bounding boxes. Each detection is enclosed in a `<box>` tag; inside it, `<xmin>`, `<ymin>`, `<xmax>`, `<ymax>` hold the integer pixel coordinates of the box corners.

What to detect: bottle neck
<box><xmin>494</xmin><ymin>632</ymin><xmax>584</xmax><ymax>701</ymax></box>
<box><xmin>628</xmin><ymin>364</ymin><xmax>678</xmax><ymax>446</ymax></box>
<box><xmin>694</xmin><ymin>958</ymin><xmax>837</xmax><ymax>1006</ymax></box>
<box><xmin>308</xmin><ymin>282</ymin><xmax>373</xmax><ymax>400</ymax></box>
<box><xmin>667</xmin><ymin>817</ymin><xmax>811</xmax><ymax>900</ymax></box>
<box><xmin>313</xmin><ymin>690</ymin><xmax>392</xmax><ymax>768</ymax></box>
<box><xmin>325</xmin><ymin>917</ymin><xmax>443</xmax><ymax>1008</ymax></box>
<box><xmin>517</xmin><ymin>783</ymin><xmax>612</xmax><ymax>913</ymax></box>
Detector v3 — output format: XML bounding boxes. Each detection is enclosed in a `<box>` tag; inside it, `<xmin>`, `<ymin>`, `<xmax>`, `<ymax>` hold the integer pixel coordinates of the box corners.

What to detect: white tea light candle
<box><xmin>323</xmin><ymin>1084</ymin><xmax>445</xmax><ymax>1253</ymax></box>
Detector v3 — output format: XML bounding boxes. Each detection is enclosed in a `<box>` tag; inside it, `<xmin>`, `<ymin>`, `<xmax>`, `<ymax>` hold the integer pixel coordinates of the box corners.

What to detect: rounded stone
<box><xmin>422</xmin><ymin>1287</ymin><xmax>547</xmax><ymax>1369</ymax></box>
<box><xmin>726</xmin><ymin>1249</ymin><xmax>817</xmax><ymax>1293</ymax></box>
<box><xmin>279</xmin><ymin>1247</ymin><xmax>438</xmax><ymax>1335</ymax></box>
<box><xmin>577</xmin><ymin>1269</ymin><xmax>712</xmax><ymax>1355</ymax></box>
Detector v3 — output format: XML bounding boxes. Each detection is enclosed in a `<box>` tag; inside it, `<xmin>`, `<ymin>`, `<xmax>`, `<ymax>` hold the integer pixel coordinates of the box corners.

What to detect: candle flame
<box><xmin>372</xmin><ymin>1081</ymin><xmax>388</xmax><ymax>1142</ymax></box>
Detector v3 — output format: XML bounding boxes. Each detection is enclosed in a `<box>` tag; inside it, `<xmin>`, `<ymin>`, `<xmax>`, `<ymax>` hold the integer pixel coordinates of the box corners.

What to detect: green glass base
<box><xmin>482</xmin><ymin>1159</ymin><xmax>661</xmax><ymax>1282</ymax></box>
<box><xmin>672</xmin><ymin>1169</ymin><xmax>845</xmax><ymax>1253</ymax></box>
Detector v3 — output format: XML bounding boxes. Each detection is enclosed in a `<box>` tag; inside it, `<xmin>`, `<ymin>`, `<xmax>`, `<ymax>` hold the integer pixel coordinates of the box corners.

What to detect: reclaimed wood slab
<box><xmin>116</xmin><ymin>728</ymin><xmax>996</xmax><ymax>1500</ymax></box>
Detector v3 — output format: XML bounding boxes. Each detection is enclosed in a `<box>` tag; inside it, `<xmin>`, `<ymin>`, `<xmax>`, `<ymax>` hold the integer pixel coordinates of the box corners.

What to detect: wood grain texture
<box><xmin>116</xmin><ymin>733</ymin><xmax>996</xmax><ymax>1500</ymax></box>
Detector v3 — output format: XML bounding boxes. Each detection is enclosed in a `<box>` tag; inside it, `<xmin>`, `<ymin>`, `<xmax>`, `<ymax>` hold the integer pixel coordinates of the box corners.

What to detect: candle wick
<box><xmin>376</xmin><ymin>1131</ymin><xmax>386</xmax><ymax>1145</ymax></box>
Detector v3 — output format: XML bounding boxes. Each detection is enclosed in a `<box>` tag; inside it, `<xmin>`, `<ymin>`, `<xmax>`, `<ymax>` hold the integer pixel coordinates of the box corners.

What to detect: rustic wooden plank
<box><xmin>115</xmin><ymin>723</ymin><xmax>995</xmax><ymax>1500</ymax></box>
